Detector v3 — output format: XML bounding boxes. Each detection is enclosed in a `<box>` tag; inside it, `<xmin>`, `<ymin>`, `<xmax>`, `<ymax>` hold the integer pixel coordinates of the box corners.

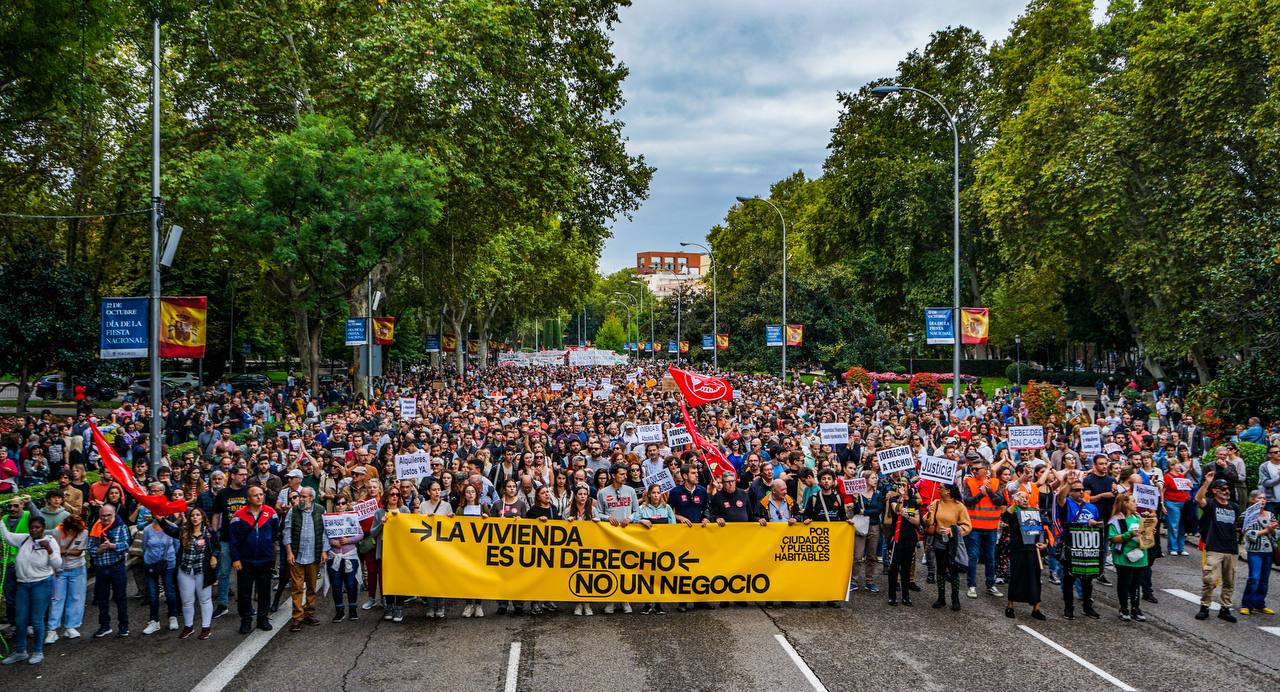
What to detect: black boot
<box><xmin>932</xmin><ymin>582</ymin><xmax>947</xmax><ymax>609</ymax></box>
<box><xmin>348</xmin><ymin>605</ymin><xmax>358</xmax><ymax>621</ymax></box>
<box><xmin>950</xmin><ymin>587</ymin><xmax>961</xmax><ymax>611</ymax></box>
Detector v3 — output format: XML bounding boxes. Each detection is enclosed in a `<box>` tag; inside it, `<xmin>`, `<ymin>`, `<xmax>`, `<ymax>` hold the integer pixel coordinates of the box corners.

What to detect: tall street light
<box><xmin>871</xmin><ymin>84</ymin><xmax>961</xmax><ymax>404</ymax></box>
<box><xmin>679</xmin><ymin>242</ymin><xmax>717</xmax><ymax>371</ymax></box>
<box><xmin>609</xmin><ymin>299</ymin><xmax>632</xmax><ymax>356</ymax></box>
<box><xmin>629</xmin><ymin>277</ymin><xmax>654</xmax><ymax>362</ymax></box>
<box><xmin>1015</xmin><ymin>334</ymin><xmax>1022</xmax><ymax>387</ymax></box>
<box><xmin>613</xmin><ymin>291</ymin><xmax>640</xmax><ymax>355</ymax></box>
<box><xmin>735</xmin><ymin>195</ymin><xmax>787</xmax><ymax>384</ymax></box>
<box><xmin>907</xmin><ymin>333</ymin><xmax>915</xmax><ymax>376</ymax></box>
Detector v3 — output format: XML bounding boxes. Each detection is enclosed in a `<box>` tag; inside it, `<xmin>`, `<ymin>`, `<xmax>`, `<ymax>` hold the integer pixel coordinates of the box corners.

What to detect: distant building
<box><xmin>635</xmin><ymin>251</ymin><xmax>709</xmax><ymax>298</ymax></box>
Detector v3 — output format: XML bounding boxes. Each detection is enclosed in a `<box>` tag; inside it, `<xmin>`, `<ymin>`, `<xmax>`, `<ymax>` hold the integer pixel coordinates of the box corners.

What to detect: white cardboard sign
<box><xmin>395</xmin><ymin>451</ymin><xmax>431</xmax><ymax>481</ymax></box>
<box><xmin>667</xmin><ymin>426</ymin><xmax>693</xmax><ymax>448</ymax></box>
<box><xmin>637</xmin><ymin>424</ymin><xmax>664</xmax><ymax>444</ymax></box>
<box><xmin>1008</xmin><ymin>425</ymin><xmax>1046</xmax><ymax>450</ymax></box>
<box><xmin>819</xmin><ymin>422</ymin><xmax>849</xmax><ymax>445</ymax></box>
<box><xmin>877</xmin><ymin>446</ymin><xmax>916</xmax><ymax>475</ymax></box>
<box><xmin>919</xmin><ymin>456</ymin><xmax>958</xmax><ymax>484</ymax></box>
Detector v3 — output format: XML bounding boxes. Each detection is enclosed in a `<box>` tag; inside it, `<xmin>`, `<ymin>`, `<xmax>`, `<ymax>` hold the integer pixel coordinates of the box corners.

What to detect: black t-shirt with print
<box><xmin>1200</xmin><ymin>500</ymin><xmax>1238</xmax><ymax>553</ymax></box>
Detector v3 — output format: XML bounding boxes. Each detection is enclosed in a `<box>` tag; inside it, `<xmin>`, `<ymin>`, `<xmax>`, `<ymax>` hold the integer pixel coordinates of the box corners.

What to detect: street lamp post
<box><xmin>1015</xmin><ymin>334</ymin><xmax>1022</xmax><ymax>387</ymax></box>
<box><xmin>631</xmin><ymin>278</ymin><xmax>654</xmax><ymax>362</ymax></box>
<box><xmin>609</xmin><ymin>300</ymin><xmax>632</xmax><ymax>356</ymax></box>
<box><xmin>871</xmin><ymin>84</ymin><xmax>961</xmax><ymax>405</ymax></box>
<box><xmin>907</xmin><ymin>333</ymin><xmax>915</xmax><ymax>376</ymax></box>
<box><xmin>736</xmin><ymin>195</ymin><xmax>787</xmax><ymax>383</ymax></box>
<box><xmin>613</xmin><ymin>291</ymin><xmax>640</xmax><ymax>357</ymax></box>
<box><xmin>680</xmin><ymin>242</ymin><xmax>717</xmax><ymax>371</ymax></box>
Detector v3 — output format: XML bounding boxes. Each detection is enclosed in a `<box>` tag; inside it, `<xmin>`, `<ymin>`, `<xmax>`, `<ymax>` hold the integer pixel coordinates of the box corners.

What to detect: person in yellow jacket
<box><xmin>962</xmin><ymin>462</ymin><xmax>1008</xmax><ymax>599</ymax></box>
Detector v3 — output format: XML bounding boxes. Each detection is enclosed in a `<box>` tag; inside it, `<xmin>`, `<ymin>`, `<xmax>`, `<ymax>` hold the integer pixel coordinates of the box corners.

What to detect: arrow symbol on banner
<box><xmin>410</xmin><ymin>521</ymin><xmax>433</xmax><ymax>541</ymax></box>
<box><xmin>678</xmin><ymin>550</ymin><xmax>699</xmax><ymax>571</ymax></box>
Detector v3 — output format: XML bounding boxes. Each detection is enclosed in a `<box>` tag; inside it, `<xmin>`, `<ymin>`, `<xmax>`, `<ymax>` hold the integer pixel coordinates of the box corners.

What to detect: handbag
<box><xmin>951</xmin><ymin>527</ymin><xmax>969</xmax><ymax>569</ymax></box>
<box><xmin>356</xmin><ymin>535</ymin><xmax>376</xmax><ymax>555</ymax></box>
<box><xmin>852</xmin><ymin>515</ymin><xmax>870</xmax><ymax>537</ymax></box>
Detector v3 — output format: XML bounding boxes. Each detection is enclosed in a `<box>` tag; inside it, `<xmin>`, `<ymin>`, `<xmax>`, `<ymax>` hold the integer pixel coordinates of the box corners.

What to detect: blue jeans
<box><xmin>146</xmin><ymin>563</ymin><xmax>179</xmax><ymax>622</ymax></box>
<box><xmin>94</xmin><ymin>561</ymin><xmax>129</xmax><ymax>631</ymax></box>
<box><xmin>328</xmin><ymin>559</ymin><xmax>359</xmax><ymax>609</ymax></box>
<box><xmin>1243</xmin><ymin>551</ymin><xmax>1274</xmax><ymax>610</ymax></box>
<box><xmin>966</xmin><ymin>528</ymin><xmax>998</xmax><ymax>588</ymax></box>
<box><xmin>1165</xmin><ymin>502</ymin><xmax>1185</xmax><ymax>553</ymax></box>
<box><xmin>216</xmin><ymin>542</ymin><xmax>232</xmax><ymax>607</ymax></box>
<box><xmin>48</xmin><ymin>563</ymin><xmax>86</xmax><ymax>630</ymax></box>
<box><xmin>15</xmin><ymin>577</ymin><xmax>54</xmax><ymax>654</ymax></box>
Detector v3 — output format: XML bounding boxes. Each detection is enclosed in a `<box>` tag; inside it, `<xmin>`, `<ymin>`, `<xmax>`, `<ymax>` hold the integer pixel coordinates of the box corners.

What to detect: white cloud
<box><xmin>601</xmin><ymin>0</ymin><xmax>1034</xmax><ymax>272</ymax></box>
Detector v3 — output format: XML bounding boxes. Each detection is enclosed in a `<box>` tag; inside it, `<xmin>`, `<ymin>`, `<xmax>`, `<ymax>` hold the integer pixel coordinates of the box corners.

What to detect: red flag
<box><xmin>680</xmin><ymin>401</ymin><xmax>732</xmax><ymax>478</ymax></box>
<box><xmin>667</xmin><ymin>365</ymin><xmax>732</xmax><ymax>407</ymax></box>
<box><xmin>89</xmin><ymin>421</ymin><xmax>188</xmax><ymax>517</ymax></box>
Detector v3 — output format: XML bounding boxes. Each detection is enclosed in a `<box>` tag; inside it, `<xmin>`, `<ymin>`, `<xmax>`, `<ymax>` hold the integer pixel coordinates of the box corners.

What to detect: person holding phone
<box><xmin>1</xmin><ymin>513</ymin><xmax>61</xmax><ymax>665</ymax></box>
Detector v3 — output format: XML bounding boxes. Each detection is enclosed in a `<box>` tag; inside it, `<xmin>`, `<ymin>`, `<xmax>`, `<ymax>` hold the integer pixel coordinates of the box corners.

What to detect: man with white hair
<box><xmin>282</xmin><ymin>487</ymin><xmax>327</xmax><ymax>632</ymax></box>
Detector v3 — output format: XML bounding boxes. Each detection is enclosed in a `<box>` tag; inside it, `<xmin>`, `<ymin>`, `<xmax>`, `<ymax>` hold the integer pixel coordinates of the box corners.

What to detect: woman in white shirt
<box><xmin>1</xmin><ymin>514</ymin><xmax>62</xmax><ymax>665</ymax></box>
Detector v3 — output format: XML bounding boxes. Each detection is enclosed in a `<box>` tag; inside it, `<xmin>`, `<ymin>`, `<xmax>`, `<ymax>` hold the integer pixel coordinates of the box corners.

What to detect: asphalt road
<box><xmin>5</xmin><ymin>544</ymin><xmax>1278</xmax><ymax>691</ymax></box>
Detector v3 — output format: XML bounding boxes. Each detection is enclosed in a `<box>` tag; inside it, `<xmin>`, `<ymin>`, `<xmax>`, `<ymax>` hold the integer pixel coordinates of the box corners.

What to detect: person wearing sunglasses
<box><xmin>1194</xmin><ymin>470</ymin><xmax>1240</xmax><ymax>622</ymax></box>
<box><xmin>1056</xmin><ymin>471</ymin><xmax>1102</xmax><ymax>620</ymax></box>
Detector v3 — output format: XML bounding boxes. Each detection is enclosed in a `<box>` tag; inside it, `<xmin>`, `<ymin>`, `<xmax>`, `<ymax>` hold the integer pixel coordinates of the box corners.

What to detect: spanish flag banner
<box><xmin>466</xmin><ymin>339</ymin><xmax>479</xmax><ymax>355</ymax></box>
<box><xmin>159</xmin><ymin>296</ymin><xmax>207</xmax><ymax>358</ymax></box>
<box><xmin>961</xmin><ymin>308</ymin><xmax>990</xmax><ymax>345</ymax></box>
<box><xmin>678</xmin><ymin>340</ymin><xmax>689</xmax><ymax>354</ymax></box>
<box><xmin>373</xmin><ymin>317</ymin><xmax>396</xmax><ymax>345</ymax></box>
<box><xmin>785</xmin><ymin>324</ymin><xmax>803</xmax><ymax>347</ymax></box>
<box><xmin>716</xmin><ymin>334</ymin><xmax>729</xmax><ymax>350</ymax></box>
<box><xmin>442</xmin><ymin>335</ymin><xmax>458</xmax><ymax>353</ymax></box>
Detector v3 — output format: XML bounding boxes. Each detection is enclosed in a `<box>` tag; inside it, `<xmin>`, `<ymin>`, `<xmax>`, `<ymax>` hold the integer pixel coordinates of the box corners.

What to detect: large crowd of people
<box><xmin>1</xmin><ymin>362</ymin><xmax>1278</xmax><ymax>668</ymax></box>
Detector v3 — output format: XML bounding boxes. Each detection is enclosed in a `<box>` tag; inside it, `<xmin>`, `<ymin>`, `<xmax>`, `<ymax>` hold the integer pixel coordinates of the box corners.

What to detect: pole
<box><xmin>148</xmin><ymin>15</ymin><xmax>163</xmax><ymax>475</ymax></box>
<box><xmin>680</xmin><ymin>243</ymin><xmax>716</xmax><ymax>371</ymax></box>
<box><xmin>950</xmin><ymin>109</ymin><xmax>961</xmax><ymax>406</ymax></box>
<box><xmin>737</xmin><ymin>198</ymin><xmax>787</xmax><ymax>383</ymax></box>
<box><xmin>366</xmin><ymin>265</ymin><xmax>373</xmax><ymax>400</ymax></box>
<box><xmin>676</xmin><ymin>285</ymin><xmax>682</xmax><ymax>364</ymax></box>
<box><xmin>228</xmin><ymin>279</ymin><xmax>235</xmax><ymax>371</ymax></box>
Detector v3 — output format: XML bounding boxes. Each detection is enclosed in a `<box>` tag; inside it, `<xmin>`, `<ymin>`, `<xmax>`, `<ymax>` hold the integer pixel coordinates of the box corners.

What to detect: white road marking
<box><xmin>1261</xmin><ymin>626</ymin><xmax>1280</xmax><ymax>638</ymax></box>
<box><xmin>1163</xmin><ymin>588</ymin><xmax>1219</xmax><ymax>611</ymax></box>
<box><xmin>191</xmin><ymin>605</ymin><xmax>293</xmax><ymax>692</ymax></box>
<box><xmin>504</xmin><ymin>641</ymin><xmax>522</xmax><ymax>692</ymax></box>
<box><xmin>1018</xmin><ymin>625</ymin><xmax>1136</xmax><ymax>692</ymax></box>
<box><xmin>774</xmin><ymin>633</ymin><xmax>828</xmax><ymax>692</ymax></box>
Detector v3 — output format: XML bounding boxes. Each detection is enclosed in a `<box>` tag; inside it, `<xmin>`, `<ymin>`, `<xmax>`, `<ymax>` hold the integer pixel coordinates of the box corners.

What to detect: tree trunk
<box><xmin>475</xmin><ymin>307</ymin><xmax>496</xmax><ymax>372</ymax></box>
<box><xmin>1191</xmin><ymin>347</ymin><xmax>1213</xmax><ymax>384</ymax></box>
<box><xmin>291</xmin><ymin>304</ymin><xmax>322</xmax><ymax>397</ymax></box>
<box><xmin>445</xmin><ymin>300</ymin><xmax>471</xmax><ymax>377</ymax></box>
<box><xmin>16</xmin><ymin>362</ymin><xmax>30</xmax><ymax>414</ymax></box>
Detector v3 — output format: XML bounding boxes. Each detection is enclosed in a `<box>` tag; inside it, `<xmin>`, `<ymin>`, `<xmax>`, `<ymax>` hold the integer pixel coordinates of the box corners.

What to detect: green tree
<box><xmin>594</xmin><ymin>314</ymin><xmax>626</xmax><ymax>353</ymax></box>
<box><xmin>0</xmin><ymin>242</ymin><xmax>97</xmax><ymax>412</ymax></box>
<box><xmin>178</xmin><ymin>115</ymin><xmax>444</xmax><ymax>388</ymax></box>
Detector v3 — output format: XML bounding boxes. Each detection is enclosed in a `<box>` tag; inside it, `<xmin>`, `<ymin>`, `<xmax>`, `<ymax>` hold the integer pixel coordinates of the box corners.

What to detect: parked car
<box><xmin>127</xmin><ymin>378</ymin><xmax>181</xmax><ymax>401</ymax></box>
<box><xmin>226</xmin><ymin>373</ymin><xmax>273</xmax><ymax>392</ymax></box>
<box><xmin>163</xmin><ymin>371</ymin><xmax>202</xmax><ymax>390</ymax></box>
<box><xmin>34</xmin><ymin>374</ymin><xmax>123</xmax><ymax>400</ymax></box>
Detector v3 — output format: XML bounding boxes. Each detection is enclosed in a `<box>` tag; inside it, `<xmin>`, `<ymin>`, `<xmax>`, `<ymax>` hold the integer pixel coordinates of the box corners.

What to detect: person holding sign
<box><xmin>925</xmin><ymin>484</ymin><xmax>971</xmax><ymax>611</ymax></box>
<box><xmin>884</xmin><ymin>480</ymin><xmax>921</xmax><ymax>607</ymax></box>
<box><xmin>1000</xmin><ymin>491</ymin><xmax>1049</xmax><ymax>620</ymax></box>
<box><xmin>1108</xmin><ymin>494</ymin><xmax>1148</xmax><ymax>622</ymax></box>
<box><xmin>1163</xmin><ymin>458</ymin><xmax>1192</xmax><ymax>555</ymax></box>
<box><xmin>803</xmin><ymin>469</ymin><xmax>851</xmax><ymax>609</ymax></box>
<box><xmin>961</xmin><ymin>461</ymin><xmax>1007</xmax><ymax>599</ymax></box>
<box><xmin>1055</xmin><ymin>474</ymin><xmax>1103</xmax><ymax>620</ymax></box>
<box><xmin>1240</xmin><ymin>490</ymin><xmax>1277</xmax><ymax>616</ymax></box>
<box><xmin>326</xmin><ymin>497</ymin><xmax>364</xmax><ymax>624</ymax></box>
<box><xmin>632</xmin><ymin>484</ymin><xmax>677</xmax><ymax>615</ymax></box>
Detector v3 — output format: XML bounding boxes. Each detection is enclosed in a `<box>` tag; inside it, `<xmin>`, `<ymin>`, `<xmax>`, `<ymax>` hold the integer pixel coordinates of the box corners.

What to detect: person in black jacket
<box><xmin>160</xmin><ymin>508</ymin><xmax>219</xmax><ymax>640</ymax></box>
<box><xmin>803</xmin><ymin>469</ymin><xmax>850</xmax><ymax>608</ymax></box>
<box><xmin>709</xmin><ymin>472</ymin><xmax>754</xmax><ymax>525</ymax></box>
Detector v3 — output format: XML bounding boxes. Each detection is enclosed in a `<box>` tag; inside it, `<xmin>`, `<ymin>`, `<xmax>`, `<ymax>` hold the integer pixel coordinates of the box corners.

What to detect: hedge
<box><xmin>0</xmin><ymin>471</ymin><xmax>101</xmax><ymax>506</ymax></box>
<box><xmin>1201</xmin><ymin>441</ymin><xmax>1267</xmax><ymax>492</ymax></box>
<box><xmin>909</xmin><ymin>358</ymin><xmax>1012</xmax><ymax>378</ymax></box>
<box><xmin>1006</xmin><ymin>368</ymin><xmax>1158</xmax><ymax>390</ymax></box>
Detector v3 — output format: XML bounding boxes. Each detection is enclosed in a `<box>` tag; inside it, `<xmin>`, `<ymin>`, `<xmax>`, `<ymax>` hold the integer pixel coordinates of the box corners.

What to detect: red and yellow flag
<box><xmin>442</xmin><ymin>335</ymin><xmax>457</xmax><ymax>352</ymax></box>
<box><xmin>961</xmin><ymin>308</ymin><xmax>989</xmax><ymax>345</ymax></box>
<box><xmin>785</xmin><ymin>324</ymin><xmax>803</xmax><ymax>347</ymax></box>
<box><xmin>678</xmin><ymin>340</ymin><xmax>689</xmax><ymax>354</ymax></box>
<box><xmin>159</xmin><ymin>296</ymin><xmax>207</xmax><ymax>358</ymax></box>
<box><xmin>715</xmin><ymin>334</ymin><xmax>729</xmax><ymax>350</ymax></box>
<box><xmin>373</xmin><ymin>317</ymin><xmax>396</xmax><ymax>345</ymax></box>
<box><xmin>466</xmin><ymin>339</ymin><xmax>479</xmax><ymax>355</ymax></box>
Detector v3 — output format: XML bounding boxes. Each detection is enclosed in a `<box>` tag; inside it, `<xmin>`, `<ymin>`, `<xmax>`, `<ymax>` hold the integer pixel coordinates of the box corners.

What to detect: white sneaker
<box><xmin>45</xmin><ymin>630</ymin><xmax>59</xmax><ymax>645</ymax></box>
<box><xmin>474</xmin><ymin>605</ymin><xmax>484</xmax><ymax>618</ymax></box>
<box><xmin>361</xmin><ymin>598</ymin><xmax>377</xmax><ymax>610</ymax></box>
<box><xmin>584</xmin><ymin>604</ymin><xmax>593</xmax><ymax>616</ymax></box>
<box><xmin>603</xmin><ymin>604</ymin><xmax>615</xmax><ymax>615</ymax></box>
<box><xmin>462</xmin><ymin>604</ymin><xmax>474</xmax><ymax>618</ymax></box>
<box><xmin>143</xmin><ymin>620</ymin><xmax>161</xmax><ymax>635</ymax></box>
<box><xmin>966</xmin><ymin>587</ymin><xmax>978</xmax><ymax>599</ymax></box>
<box><xmin>436</xmin><ymin>607</ymin><xmax>446</xmax><ymax>619</ymax></box>
<box><xmin>573</xmin><ymin>604</ymin><xmax>582</xmax><ymax>616</ymax></box>
<box><xmin>622</xmin><ymin>603</ymin><xmax>633</xmax><ymax>614</ymax></box>
<box><xmin>168</xmin><ymin>616</ymin><xmax>179</xmax><ymax>631</ymax></box>
<box><xmin>64</xmin><ymin>628</ymin><xmax>80</xmax><ymax>639</ymax></box>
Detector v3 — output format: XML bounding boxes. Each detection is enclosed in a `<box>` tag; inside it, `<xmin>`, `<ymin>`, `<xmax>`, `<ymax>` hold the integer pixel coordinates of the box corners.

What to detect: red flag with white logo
<box><xmin>680</xmin><ymin>401</ymin><xmax>732</xmax><ymax>477</ymax></box>
<box><xmin>667</xmin><ymin>365</ymin><xmax>732</xmax><ymax>407</ymax></box>
<box><xmin>89</xmin><ymin>421</ymin><xmax>188</xmax><ymax>516</ymax></box>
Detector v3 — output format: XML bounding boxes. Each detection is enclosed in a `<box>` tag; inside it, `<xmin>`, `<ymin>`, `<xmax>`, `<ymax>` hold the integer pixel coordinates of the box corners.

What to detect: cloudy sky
<box><xmin>600</xmin><ymin>0</ymin><xmax>1041</xmax><ymax>272</ymax></box>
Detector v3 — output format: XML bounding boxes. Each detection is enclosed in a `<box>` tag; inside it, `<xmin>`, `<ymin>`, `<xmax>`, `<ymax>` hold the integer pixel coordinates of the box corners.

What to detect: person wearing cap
<box><xmin>1195</xmin><ymin>470</ymin><xmax>1240</xmax><ymax>621</ymax></box>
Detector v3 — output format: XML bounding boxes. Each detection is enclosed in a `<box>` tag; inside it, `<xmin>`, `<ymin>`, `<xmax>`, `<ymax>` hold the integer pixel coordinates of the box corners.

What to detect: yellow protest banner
<box><xmin>383</xmin><ymin>515</ymin><xmax>854</xmax><ymax>602</ymax></box>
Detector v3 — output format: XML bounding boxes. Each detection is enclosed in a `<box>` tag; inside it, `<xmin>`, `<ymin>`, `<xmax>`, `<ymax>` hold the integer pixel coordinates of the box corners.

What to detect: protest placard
<box><xmin>637</xmin><ymin>423</ymin><xmax>664</xmax><ymax>444</ymax></box>
<box><xmin>1078</xmin><ymin>426</ymin><xmax>1102</xmax><ymax>456</ymax></box>
<box><xmin>819</xmin><ymin>422</ymin><xmax>849</xmax><ymax>445</ymax></box>
<box><xmin>667</xmin><ymin>426</ymin><xmax>693</xmax><ymax>448</ymax></box>
<box><xmin>574</xmin><ymin>378</ymin><xmax>587</xmax><ymax>389</ymax></box>
<box><xmin>353</xmin><ymin>498</ymin><xmax>379</xmax><ymax>520</ymax></box>
<box><xmin>1008</xmin><ymin>425</ymin><xmax>1046</xmax><ymax>450</ymax></box>
<box><xmin>1173</xmin><ymin>476</ymin><xmax>1193</xmax><ymax>492</ymax></box>
<box><xmin>644</xmin><ymin>467</ymin><xmax>677</xmax><ymax>494</ymax></box>
<box><xmin>1132</xmin><ymin>483</ymin><xmax>1159</xmax><ymax>511</ymax></box>
<box><xmin>877</xmin><ymin>446</ymin><xmax>915</xmax><ymax>475</ymax></box>
<box><xmin>1067</xmin><ymin>526</ymin><xmax>1104</xmax><ymax>577</ymax></box>
<box><xmin>399</xmin><ymin>397</ymin><xmax>417</xmax><ymax>419</ymax></box>
<box><xmin>323</xmin><ymin>513</ymin><xmax>361</xmax><ymax>539</ymax></box>
<box><xmin>1017</xmin><ymin>509</ymin><xmax>1043</xmax><ymax>544</ymax></box>
<box><xmin>843</xmin><ymin>477</ymin><xmax>867</xmax><ymax>495</ymax></box>
<box><xmin>919</xmin><ymin>456</ymin><xmax>958</xmax><ymax>484</ymax></box>
<box><xmin>395</xmin><ymin>451</ymin><xmax>431</xmax><ymax>482</ymax></box>
<box><xmin>549</xmin><ymin>382</ymin><xmax>563</xmax><ymax>392</ymax></box>
<box><xmin>592</xmin><ymin>389</ymin><xmax>609</xmax><ymax>400</ymax></box>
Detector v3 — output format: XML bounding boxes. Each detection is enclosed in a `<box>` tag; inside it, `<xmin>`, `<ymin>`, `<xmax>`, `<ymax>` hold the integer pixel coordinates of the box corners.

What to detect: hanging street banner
<box><xmin>668</xmin><ymin>340</ymin><xmax>678</xmax><ymax>354</ymax></box>
<box><xmin>765</xmin><ymin>324</ymin><xmax>784</xmax><ymax>347</ymax></box>
<box><xmin>425</xmin><ymin>335</ymin><xmax>441</xmax><ymax>353</ymax></box>
<box><xmin>925</xmin><ymin>308</ymin><xmax>954</xmax><ymax>345</ymax></box>
<box><xmin>373</xmin><ymin>317</ymin><xmax>396</xmax><ymax>345</ymax></box>
<box><xmin>159</xmin><ymin>296</ymin><xmax>208</xmax><ymax>358</ymax></box>
<box><xmin>785</xmin><ymin>324</ymin><xmax>803</xmax><ymax>347</ymax></box>
<box><xmin>100</xmin><ymin>297</ymin><xmax>149</xmax><ymax>359</ymax></box>
<box><xmin>961</xmin><ymin>308</ymin><xmax>990</xmax><ymax>345</ymax></box>
<box><xmin>702</xmin><ymin>334</ymin><xmax>714</xmax><ymax>349</ymax></box>
<box><xmin>345</xmin><ymin>318</ymin><xmax>368</xmax><ymax>346</ymax></box>
<box><xmin>383</xmin><ymin>515</ymin><xmax>855</xmax><ymax>602</ymax></box>
<box><xmin>716</xmin><ymin>334</ymin><xmax>729</xmax><ymax>350</ymax></box>
<box><xmin>442</xmin><ymin>334</ymin><xmax>458</xmax><ymax>352</ymax></box>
